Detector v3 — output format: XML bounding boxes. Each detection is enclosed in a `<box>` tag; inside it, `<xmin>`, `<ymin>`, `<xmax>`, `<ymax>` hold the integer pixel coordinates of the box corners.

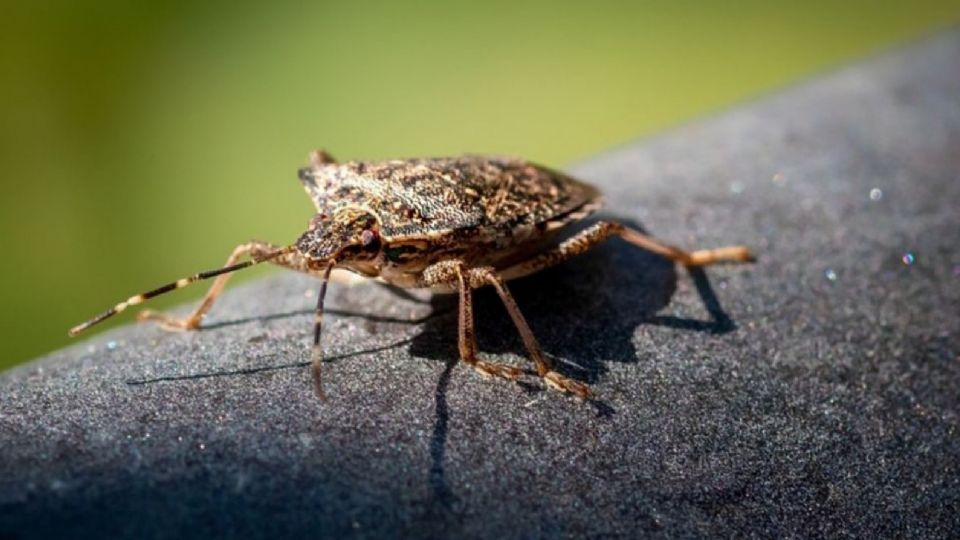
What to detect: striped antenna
<box><xmin>68</xmin><ymin>248</ymin><xmax>289</xmax><ymax>337</ymax></box>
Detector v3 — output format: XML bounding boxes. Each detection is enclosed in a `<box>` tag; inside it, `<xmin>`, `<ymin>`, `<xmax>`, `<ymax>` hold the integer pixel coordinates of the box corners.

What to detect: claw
<box><xmin>136</xmin><ymin>309</ymin><xmax>201</xmax><ymax>332</ymax></box>
<box><xmin>473</xmin><ymin>360</ymin><xmax>522</xmax><ymax>381</ymax></box>
<box><xmin>543</xmin><ymin>371</ymin><xmax>592</xmax><ymax>399</ymax></box>
<box><xmin>687</xmin><ymin>245</ymin><xmax>756</xmax><ymax>266</ymax></box>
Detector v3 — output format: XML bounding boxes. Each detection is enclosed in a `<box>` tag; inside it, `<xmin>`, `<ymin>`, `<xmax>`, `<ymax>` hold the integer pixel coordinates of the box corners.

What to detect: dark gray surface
<box><xmin>3</xmin><ymin>31</ymin><xmax>960</xmax><ymax>540</ymax></box>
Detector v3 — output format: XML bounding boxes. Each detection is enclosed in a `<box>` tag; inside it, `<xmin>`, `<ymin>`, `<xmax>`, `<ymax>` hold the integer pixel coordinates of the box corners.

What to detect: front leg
<box><xmin>137</xmin><ymin>241</ymin><xmax>305</xmax><ymax>331</ymax></box>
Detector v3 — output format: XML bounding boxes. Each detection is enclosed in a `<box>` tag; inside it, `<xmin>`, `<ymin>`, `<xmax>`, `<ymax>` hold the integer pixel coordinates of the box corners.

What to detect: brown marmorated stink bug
<box><xmin>70</xmin><ymin>150</ymin><xmax>754</xmax><ymax>399</ymax></box>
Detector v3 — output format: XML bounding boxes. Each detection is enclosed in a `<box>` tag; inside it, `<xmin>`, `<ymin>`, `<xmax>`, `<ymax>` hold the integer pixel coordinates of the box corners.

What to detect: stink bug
<box><xmin>70</xmin><ymin>150</ymin><xmax>754</xmax><ymax>399</ymax></box>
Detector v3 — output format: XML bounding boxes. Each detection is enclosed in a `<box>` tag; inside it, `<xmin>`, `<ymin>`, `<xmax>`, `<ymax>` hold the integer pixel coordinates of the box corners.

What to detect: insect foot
<box><xmin>543</xmin><ymin>371</ymin><xmax>592</xmax><ymax>399</ymax></box>
<box><xmin>685</xmin><ymin>245</ymin><xmax>756</xmax><ymax>267</ymax></box>
<box><xmin>472</xmin><ymin>360</ymin><xmax>523</xmax><ymax>381</ymax></box>
<box><xmin>135</xmin><ymin>310</ymin><xmax>201</xmax><ymax>332</ymax></box>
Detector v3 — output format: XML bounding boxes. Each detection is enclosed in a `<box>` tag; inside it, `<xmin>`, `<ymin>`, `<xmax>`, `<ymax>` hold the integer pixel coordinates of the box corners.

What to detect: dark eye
<box><xmin>361</xmin><ymin>229</ymin><xmax>381</xmax><ymax>251</ymax></box>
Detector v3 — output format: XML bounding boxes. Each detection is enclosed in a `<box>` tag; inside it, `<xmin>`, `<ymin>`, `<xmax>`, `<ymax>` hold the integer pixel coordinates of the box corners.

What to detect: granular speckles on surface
<box><xmin>2</xmin><ymin>30</ymin><xmax>960</xmax><ymax>540</ymax></box>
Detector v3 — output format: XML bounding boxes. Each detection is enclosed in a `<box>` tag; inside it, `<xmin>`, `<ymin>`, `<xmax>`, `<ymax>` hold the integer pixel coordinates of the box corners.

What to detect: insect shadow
<box><xmin>411</xmin><ymin>216</ymin><xmax>736</xmax><ymax>516</ymax></box>
<box><xmin>123</xmin><ymin>216</ymin><xmax>736</xmax><ymax>522</ymax></box>
<box><xmin>200</xmin><ymin>304</ymin><xmax>442</xmax><ymax>331</ymax></box>
<box><xmin>124</xmin><ymin>337</ymin><xmax>418</xmax><ymax>386</ymax></box>
<box><xmin>408</xmin><ymin>216</ymin><xmax>735</xmax><ymax>387</ymax></box>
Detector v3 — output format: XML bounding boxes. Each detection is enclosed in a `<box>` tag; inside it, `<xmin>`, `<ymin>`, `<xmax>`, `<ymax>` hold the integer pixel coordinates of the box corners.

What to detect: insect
<box><xmin>70</xmin><ymin>150</ymin><xmax>754</xmax><ymax>399</ymax></box>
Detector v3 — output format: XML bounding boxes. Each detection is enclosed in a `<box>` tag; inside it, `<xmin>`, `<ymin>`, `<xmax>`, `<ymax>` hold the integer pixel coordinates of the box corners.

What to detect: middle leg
<box><xmin>453</xmin><ymin>264</ymin><xmax>523</xmax><ymax>381</ymax></box>
<box><xmin>421</xmin><ymin>260</ymin><xmax>522</xmax><ymax>382</ymax></box>
<box><xmin>420</xmin><ymin>260</ymin><xmax>590</xmax><ymax>398</ymax></box>
<box><xmin>467</xmin><ymin>266</ymin><xmax>592</xmax><ymax>399</ymax></box>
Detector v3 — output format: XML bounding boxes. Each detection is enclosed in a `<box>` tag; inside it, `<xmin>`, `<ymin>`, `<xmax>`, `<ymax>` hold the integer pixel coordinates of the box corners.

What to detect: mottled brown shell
<box><xmin>299</xmin><ymin>155</ymin><xmax>601</xmax><ymax>240</ymax></box>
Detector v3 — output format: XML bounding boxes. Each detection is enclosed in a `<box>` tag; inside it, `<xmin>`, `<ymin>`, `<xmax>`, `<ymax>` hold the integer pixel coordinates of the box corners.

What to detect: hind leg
<box><xmin>501</xmin><ymin>221</ymin><xmax>754</xmax><ymax>281</ymax></box>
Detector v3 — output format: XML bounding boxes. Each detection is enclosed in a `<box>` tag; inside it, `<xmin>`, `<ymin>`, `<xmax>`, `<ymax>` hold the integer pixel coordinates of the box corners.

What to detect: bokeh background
<box><xmin>2</xmin><ymin>1</ymin><xmax>959</xmax><ymax>371</ymax></box>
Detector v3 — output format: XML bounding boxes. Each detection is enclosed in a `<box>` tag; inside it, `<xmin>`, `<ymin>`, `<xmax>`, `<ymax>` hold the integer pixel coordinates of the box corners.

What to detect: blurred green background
<box><xmin>2</xmin><ymin>1</ymin><xmax>959</xmax><ymax>370</ymax></box>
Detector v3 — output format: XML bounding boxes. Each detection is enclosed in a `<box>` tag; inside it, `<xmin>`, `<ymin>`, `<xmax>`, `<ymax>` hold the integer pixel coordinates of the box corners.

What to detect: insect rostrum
<box><xmin>70</xmin><ymin>150</ymin><xmax>755</xmax><ymax>400</ymax></box>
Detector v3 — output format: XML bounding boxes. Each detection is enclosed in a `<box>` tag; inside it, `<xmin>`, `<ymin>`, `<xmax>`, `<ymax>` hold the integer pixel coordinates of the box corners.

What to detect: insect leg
<box><xmin>466</xmin><ymin>267</ymin><xmax>592</xmax><ymax>399</ymax></box>
<box><xmin>420</xmin><ymin>261</ymin><xmax>522</xmax><ymax>383</ymax></box>
<box><xmin>135</xmin><ymin>241</ymin><xmax>300</xmax><ymax>331</ymax></box>
<box><xmin>69</xmin><ymin>242</ymin><xmax>293</xmax><ymax>336</ymax></box>
<box><xmin>454</xmin><ymin>264</ymin><xmax>523</xmax><ymax>381</ymax></box>
<box><xmin>501</xmin><ymin>221</ymin><xmax>754</xmax><ymax>281</ymax></box>
<box><xmin>616</xmin><ymin>225</ymin><xmax>754</xmax><ymax>266</ymax></box>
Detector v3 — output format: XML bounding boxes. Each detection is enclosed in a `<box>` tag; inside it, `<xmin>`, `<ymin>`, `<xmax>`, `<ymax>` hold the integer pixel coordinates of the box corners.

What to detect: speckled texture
<box><xmin>3</xmin><ymin>32</ymin><xmax>960</xmax><ymax>540</ymax></box>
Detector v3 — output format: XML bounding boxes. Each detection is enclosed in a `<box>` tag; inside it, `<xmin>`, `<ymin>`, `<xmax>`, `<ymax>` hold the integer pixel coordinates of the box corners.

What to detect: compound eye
<box><xmin>361</xmin><ymin>229</ymin><xmax>381</xmax><ymax>251</ymax></box>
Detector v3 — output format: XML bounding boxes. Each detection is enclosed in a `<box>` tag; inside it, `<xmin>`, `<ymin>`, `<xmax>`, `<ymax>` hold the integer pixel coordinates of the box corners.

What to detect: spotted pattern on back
<box><xmin>299</xmin><ymin>155</ymin><xmax>601</xmax><ymax>239</ymax></box>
